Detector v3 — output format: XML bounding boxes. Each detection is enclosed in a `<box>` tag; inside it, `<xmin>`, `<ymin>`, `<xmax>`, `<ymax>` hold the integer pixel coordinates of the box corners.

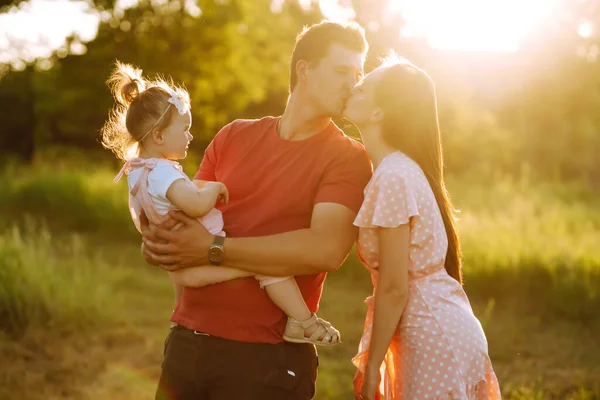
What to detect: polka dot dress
<box><xmin>352</xmin><ymin>152</ymin><xmax>501</xmax><ymax>399</ymax></box>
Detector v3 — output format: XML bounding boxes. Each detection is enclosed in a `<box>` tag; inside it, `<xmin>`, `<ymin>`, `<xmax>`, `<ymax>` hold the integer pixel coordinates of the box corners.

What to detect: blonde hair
<box><xmin>101</xmin><ymin>60</ymin><xmax>190</xmax><ymax>161</ymax></box>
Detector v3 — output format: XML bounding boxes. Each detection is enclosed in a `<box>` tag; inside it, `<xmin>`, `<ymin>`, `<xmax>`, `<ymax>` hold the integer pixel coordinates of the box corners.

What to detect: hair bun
<box><xmin>107</xmin><ymin>60</ymin><xmax>146</xmax><ymax>106</ymax></box>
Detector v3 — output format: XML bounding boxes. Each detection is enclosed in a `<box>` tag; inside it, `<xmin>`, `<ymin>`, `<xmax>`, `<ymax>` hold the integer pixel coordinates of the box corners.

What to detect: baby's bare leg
<box><xmin>265</xmin><ymin>278</ymin><xmax>340</xmax><ymax>344</ymax></box>
<box><xmin>264</xmin><ymin>278</ymin><xmax>312</xmax><ymax>321</ymax></box>
<box><xmin>169</xmin><ymin>266</ymin><xmax>253</xmax><ymax>287</ymax></box>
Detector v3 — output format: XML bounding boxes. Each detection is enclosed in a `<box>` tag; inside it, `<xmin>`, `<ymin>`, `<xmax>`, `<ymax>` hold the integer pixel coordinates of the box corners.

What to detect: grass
<box><xmin>0</xmin><ymin>220</ymin><xmax>114</xmax><ymax>337</ymax></box>
<box><xmin>451</xmin><ymin>174</ymin><xmax>600</xmax><ymax>327</ymax></box>
<box><xmin>0</xmin><ymin>163</ymin><xmax>599</xmax><ymax>399</ymax></box>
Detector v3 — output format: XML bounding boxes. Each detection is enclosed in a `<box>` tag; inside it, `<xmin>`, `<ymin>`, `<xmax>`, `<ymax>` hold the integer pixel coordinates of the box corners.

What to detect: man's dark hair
<box><xmin>289</xmin><ymin>20</ymin><xmax>368</xmax><ymax>92</ymax></box>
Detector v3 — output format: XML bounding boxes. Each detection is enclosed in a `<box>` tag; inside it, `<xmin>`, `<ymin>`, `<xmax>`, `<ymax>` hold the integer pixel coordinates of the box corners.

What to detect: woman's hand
<box><xmin>359</xmin><ymin>366</ymin><xmax>381</xmax><ymax>400</ymax></box>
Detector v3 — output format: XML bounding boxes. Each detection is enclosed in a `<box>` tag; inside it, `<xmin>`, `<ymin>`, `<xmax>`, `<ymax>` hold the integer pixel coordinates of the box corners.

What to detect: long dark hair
<box><xmin>374</xmin><ymin>56</ymin><xmax>462</xmax><ymax>284</ymax></box>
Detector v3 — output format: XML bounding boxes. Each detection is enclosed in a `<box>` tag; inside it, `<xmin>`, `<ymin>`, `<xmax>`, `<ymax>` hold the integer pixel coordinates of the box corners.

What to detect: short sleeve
<box><xmin>147</xmin><ymin>161</ymin><xmax>188</xmax><ymax>199</ymax></box>
<box><xmin>354</xmin><ymin>167</ymin><xmax>420</xmax><ymax>228</ymax></box>
<box><xmin>313</xmin><ymin>142</ymin><xmax>372</xmax><ymax>214</ymax></box>
<box><xmin>194</xmin><ymin>122</ymin><xmax>233</xmax><ymax>181</ymax></box>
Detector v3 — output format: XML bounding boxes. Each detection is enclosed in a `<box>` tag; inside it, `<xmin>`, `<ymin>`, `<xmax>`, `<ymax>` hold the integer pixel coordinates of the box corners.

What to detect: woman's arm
<box><xmin>365</xmin><ymin>223</ymin><xmax>411</xmax><ymax>374</ymax></box>
<box><xmin>166</xmin><ymin>179</ymin><xmax>228</xmax><ymax>218</ymax></box>
<box><xmin>168</xmin><ymin>265</ymin><xmax>254</xmax><ymax>287</ymax></box>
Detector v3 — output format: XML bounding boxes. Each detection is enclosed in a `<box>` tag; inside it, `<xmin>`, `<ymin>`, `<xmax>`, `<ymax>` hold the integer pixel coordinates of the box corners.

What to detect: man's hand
<box><xmin>140</xmin><ymin>210</ymin><xmax>215</xmax><ymax>271</ymax></box>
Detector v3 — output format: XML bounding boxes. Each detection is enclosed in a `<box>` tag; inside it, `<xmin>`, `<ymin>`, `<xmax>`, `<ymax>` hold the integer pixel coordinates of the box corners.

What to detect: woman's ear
<box><xmin>370</xmin><ymin>107</ymin><xmax>383</xmax><ymax>123</ymax></box>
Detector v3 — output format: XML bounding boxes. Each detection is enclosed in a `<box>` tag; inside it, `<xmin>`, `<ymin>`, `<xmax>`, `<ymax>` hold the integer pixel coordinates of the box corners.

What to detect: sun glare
<box><xmin>319</xmin><ymin>0</ymin><xmax>558</xmax><ymax>52</ymax></box>
<box><xmin>578</xmin><ymin>21</ymin><xmax>594</xmax><ymax>38</ymax></box>
<box><xmin>0</xmin><ymin>0</ymin><xmax>571</xmax><ymax>67</ymax></box>
<box><xmin>0</xmin><ymin>0</ymin><xmax>98</xmax><ymax>66</ymax></box>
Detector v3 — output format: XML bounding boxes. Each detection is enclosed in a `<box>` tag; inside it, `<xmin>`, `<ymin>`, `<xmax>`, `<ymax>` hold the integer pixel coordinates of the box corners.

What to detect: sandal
<box><xmin>282</xmin><ymin>313</ymin><xmax>341</xmax><ymax>346</ymax></box>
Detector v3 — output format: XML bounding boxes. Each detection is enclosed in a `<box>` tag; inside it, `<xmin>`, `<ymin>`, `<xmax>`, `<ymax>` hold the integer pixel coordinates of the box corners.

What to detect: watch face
<box><xmin>209</xmin><ymin>247</ymin><xmax>224</xmax><ymax>261</ymax></box>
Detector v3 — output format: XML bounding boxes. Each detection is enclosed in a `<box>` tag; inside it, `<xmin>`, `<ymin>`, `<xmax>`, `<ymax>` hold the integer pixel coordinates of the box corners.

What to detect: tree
<box><xmin>1</xmin><ymin>0</ymin><xmax>323</xmax><ymax>163</ymax></box>
<box><xmin>0</xmin><ymin>66</ymin><xmax>35</xmax><ymax>162</ymax></box>
<box><xmin>497</xmin><ymin>0</ymin><xmax>600</xmax><ymax>181</ymax></box>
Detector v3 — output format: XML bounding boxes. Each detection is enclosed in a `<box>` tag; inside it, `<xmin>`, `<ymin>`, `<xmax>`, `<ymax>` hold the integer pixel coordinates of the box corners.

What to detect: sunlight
<box><xmin>318</xmin><ymin>0</ymin><xmax>356</xmax><ymax>22</ymax></box>
<box><xmin>0</xmin><ymin>0</ymin><xmax>203</xmax><ymax>67</ymax></box>
<box><xmin>318</xmin><ymin>0</ymin><xmax>558</xmax><ymax>52</ymax></box>
<box><xmin>578</xmin><ymin>21</ymin><xmax>594</xmax><ymax>38</ymax></box>
<box><xmin>0</xmin><ymin>0</ymin><xmax>573</xmax><ymax>67</ymax></box>
<box><xmin>0</xmin><ymin>0</ymin><xmax>99</xmax><ymax>66</ymax></box>
<box><xmin>393</xmin><ymin>0</ymin><xmax>558</xmax><ymax>51</ymax></box>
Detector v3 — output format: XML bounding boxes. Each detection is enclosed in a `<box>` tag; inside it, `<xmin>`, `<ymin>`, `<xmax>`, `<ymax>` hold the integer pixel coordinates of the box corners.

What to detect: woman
<box><xmin>343</xmin><ymin>55</ymin><xmax>501</xmax><ymax>400</ymax></box>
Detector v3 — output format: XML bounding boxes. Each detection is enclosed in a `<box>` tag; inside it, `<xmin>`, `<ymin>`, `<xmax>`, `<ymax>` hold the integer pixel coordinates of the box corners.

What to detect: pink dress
<box><xmin>352</xmin><ymin>152</ymin><xmax>501</xmax><ymax>399</ymax></box>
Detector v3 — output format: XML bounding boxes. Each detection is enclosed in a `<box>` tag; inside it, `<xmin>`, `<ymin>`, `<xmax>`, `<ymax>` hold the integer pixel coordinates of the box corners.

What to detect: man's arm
<box><xmin>222</xmin><ymin>202</ymin><xmax>358</xmax><ymax>276</ymax></box>
<box><xmin>142</xmin><ymin>202</ymin><xmax>358</xmax><ymax>276</ymax></box>
<box><xmin>142</xmin><ymin>132</ymin><xmax>372</xmax><ymax>274</ymax></box>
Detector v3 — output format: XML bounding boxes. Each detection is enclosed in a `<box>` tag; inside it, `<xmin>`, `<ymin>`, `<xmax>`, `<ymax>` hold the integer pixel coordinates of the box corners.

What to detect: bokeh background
<box><xmin>0</xmin><ymin>0</ymin><xmax>599</xmax><ymax>399</ymax></box>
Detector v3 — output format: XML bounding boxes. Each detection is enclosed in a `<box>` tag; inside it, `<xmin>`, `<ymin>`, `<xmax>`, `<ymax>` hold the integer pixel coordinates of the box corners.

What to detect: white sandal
<box><xmin>282</xmin><ymin>313</ymin><xmax>341</xmax><ymax>346</ymax></box>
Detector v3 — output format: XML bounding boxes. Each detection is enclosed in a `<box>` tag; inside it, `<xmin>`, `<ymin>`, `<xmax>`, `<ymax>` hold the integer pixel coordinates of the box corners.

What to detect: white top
<box><xmin>124</xmin><ymin>158</ymin><xmax>224</xmax><ymax>236</ymax></box>
<box><xmin>127</xmin><ymin>158</ymin><xmax>188</xmax><ymax>217</ymax></box>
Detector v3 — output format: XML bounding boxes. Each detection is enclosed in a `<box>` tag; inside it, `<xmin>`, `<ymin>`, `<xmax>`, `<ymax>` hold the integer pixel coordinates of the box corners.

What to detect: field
<box><xmin>1</xmin><ymin>162</ymin><xmax>599</xmax><ymax>399</ymax></box>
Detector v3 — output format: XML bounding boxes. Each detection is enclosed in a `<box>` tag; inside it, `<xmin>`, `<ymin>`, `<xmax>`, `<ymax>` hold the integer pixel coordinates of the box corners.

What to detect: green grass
<box><xmin>452</xmin><ymin>174</ymin><xmax>600</xmax><ymax>319</ymax></box>
<box><xmin>0</xmin><ymin>149</ymin><xmax>202</xmax><ymax>236</ymax></box>
<box><xmin>0</xmin><ymin>224</ymin><xmax>175</xmax><ymax>400</ymax></box>
<box><xmin>0</xmin><ymin>167</ymin><xmax>134</xmax><ymax>235</ymax></box>
<box><xmin>455</xmin><ymin>173</ymin><xmax>600</xmax><ymax>270</ymax></box>
<box><xmin>0</xmin><ymin>164</ymin><xmax>599</xmax><ymax>399</ymax></box>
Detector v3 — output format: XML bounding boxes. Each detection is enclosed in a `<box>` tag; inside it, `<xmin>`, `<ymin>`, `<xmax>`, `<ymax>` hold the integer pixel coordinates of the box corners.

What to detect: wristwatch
<box><xmin>208</xmin><ymin>235</ymin><xmax>225</xmax><ymax>266</ymax></box>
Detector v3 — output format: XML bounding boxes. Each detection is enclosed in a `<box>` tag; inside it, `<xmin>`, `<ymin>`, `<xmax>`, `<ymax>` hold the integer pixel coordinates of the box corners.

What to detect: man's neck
<box><xmin>278</xmin><ymin>92</ymin><xmax>331</xmax><ymax>141</ymax></box>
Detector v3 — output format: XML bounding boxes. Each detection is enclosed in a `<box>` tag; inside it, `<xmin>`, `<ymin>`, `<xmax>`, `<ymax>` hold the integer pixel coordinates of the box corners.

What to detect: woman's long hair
<box><xmin>374</xmin><ymin>56</ymin><xmax>462</xmax><ymax>284</ymax></box>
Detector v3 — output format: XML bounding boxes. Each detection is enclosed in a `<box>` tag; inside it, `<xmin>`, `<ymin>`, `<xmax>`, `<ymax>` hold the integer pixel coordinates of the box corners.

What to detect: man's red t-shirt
<box><xmin>172</xmin><ymin>116</ymin><xmax>372</xmax><ymax>344</ymax></box>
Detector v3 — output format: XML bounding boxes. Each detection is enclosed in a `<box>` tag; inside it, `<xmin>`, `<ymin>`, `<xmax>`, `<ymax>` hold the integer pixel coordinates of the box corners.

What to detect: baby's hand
<box><xmin>204</xmin><ymin>181</ymin><xmax>229</xmax><ymax>204</ymax></box>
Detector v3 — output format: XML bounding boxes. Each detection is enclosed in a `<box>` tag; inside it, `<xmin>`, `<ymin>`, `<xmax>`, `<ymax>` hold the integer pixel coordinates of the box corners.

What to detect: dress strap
<box><xmin>113</xmin><ymin>158</ymin><xmax>159</xmax><ymax>183</ymax></box>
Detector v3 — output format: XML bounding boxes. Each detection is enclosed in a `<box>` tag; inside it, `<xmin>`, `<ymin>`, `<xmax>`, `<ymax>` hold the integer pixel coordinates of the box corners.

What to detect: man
<box><xmin>143</xmin><ymin>20</ymin><xmax>372</xmax><ymax>400</ymax></box>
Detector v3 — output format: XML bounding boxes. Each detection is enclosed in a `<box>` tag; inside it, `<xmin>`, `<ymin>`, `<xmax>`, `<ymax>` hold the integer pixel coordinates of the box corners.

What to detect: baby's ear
<box><xmin>152</xmin><ymin>127</ymin><xmax>164</xmax><ymax>144</ymax></box>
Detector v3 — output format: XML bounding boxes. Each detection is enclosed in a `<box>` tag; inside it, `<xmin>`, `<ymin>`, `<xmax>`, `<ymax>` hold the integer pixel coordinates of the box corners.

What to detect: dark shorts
<box><xmin>155</xmin><ymin>325</ymin><xmax>319</xmax><ymax>400</ymax></box>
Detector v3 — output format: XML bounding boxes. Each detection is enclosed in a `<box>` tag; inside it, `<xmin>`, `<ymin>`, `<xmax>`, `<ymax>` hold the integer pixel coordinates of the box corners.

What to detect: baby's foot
<box><xmin>282</xmin><ymin>313</ymin><xmax>341</xmax><ymax>346</ymax></box>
